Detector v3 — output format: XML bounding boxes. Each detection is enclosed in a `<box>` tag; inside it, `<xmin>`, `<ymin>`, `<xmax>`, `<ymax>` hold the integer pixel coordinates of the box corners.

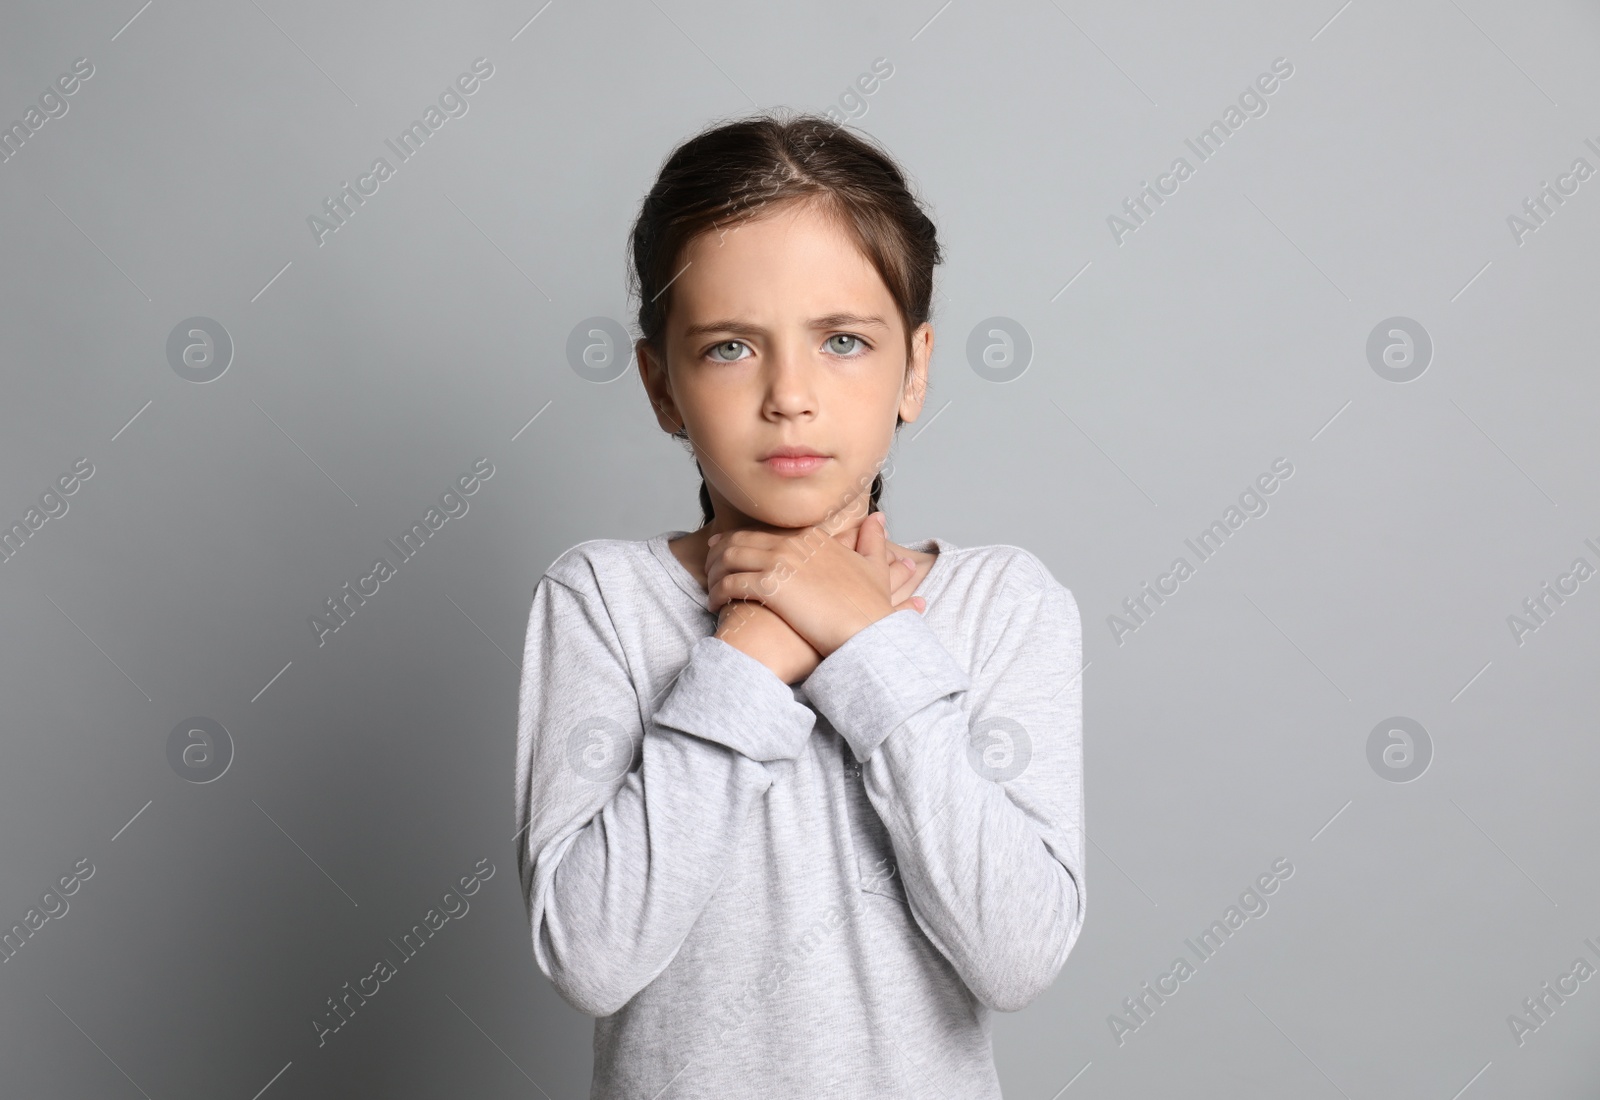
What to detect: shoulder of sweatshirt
<box><xmin>919</xmin><ymin>543</ymin><xmax>1082</xmax><ymax>695</ymax></box>
<box><xmin>908</xmin><ymin>542</ymin><xmax>1082</xmax><ymax>674</ymax></box>
<box><xmin>927</xmin><ymin>541</ymin><xmax>1076</xmax><ymax>612</ymax></box>
<box><xmin>539</xmin><ymin>537</ymin><xmax>656</xmax><ymax>598</ymax></box>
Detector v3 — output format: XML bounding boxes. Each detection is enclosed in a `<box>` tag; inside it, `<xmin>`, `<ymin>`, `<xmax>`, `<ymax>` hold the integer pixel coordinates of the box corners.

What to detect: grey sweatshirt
<box><xmin>514</xmin><ymin>530</ymin><xmax>1085</xmax><ymax>1098</ymax></box>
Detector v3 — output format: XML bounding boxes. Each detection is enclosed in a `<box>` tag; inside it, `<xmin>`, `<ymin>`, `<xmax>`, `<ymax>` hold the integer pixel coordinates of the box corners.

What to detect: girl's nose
<box><xmin>762</xmin><ymin>341</ymin><xmax>817</xmax><ymax>420</ymax></box>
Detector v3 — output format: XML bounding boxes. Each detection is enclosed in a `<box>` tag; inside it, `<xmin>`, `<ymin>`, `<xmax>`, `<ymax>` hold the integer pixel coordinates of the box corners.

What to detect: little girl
<box><xmin>515</xmin><ymin>112</ymin><xmax>1085</xmax><ymax>1098</ymax></box>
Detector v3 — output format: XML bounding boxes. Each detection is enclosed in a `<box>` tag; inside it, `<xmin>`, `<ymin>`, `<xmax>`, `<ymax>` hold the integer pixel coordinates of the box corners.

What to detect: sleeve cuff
<box><xmin>651</xmin><ymin>636</ymin><xmax>817</xmax><ymax>762</ymax></box>
<box><xmin>804</xmin><ymin>610</ymin><xmax>971</xmax><ymax>763</ymax></box>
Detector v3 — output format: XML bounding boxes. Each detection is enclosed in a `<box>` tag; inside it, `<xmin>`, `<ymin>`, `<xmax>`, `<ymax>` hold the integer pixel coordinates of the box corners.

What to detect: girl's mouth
<box><xmin>762</xmin><ymin>454</ymin><xmax>829</xmax><ymax>477</ymax></box>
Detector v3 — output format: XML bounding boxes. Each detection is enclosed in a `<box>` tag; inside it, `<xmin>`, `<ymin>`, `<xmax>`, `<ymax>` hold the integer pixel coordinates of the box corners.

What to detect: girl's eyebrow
<box><xmin>681</xmin><ymin>312</ymin><xmax>890</xmax><ymax>339</ymax></box>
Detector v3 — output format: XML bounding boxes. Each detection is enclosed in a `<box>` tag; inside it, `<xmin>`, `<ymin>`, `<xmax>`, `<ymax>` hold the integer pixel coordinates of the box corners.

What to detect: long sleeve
<box><xmin>802</xmin><ymin>553</ymin><xmax>1086</xmax><ymax>1012</ymax></box>
<box><xmin>514</xmin><ymin>569</ymin><xmax>817</xmax><ymax>1018</ymax></box>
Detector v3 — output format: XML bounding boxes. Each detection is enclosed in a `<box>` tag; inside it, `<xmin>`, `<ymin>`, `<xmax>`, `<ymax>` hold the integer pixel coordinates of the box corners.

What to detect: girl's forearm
<box><xmin>520</xmin><ymin>629</ymin><xmax>818</xmax><ymax>1017</ymax></box>
<box><xmin>530</xmin><ymin>723</ymin><xmax>776</xmax><ymax>1017</ymax></box>
<box><xmin>803</xmin><ymin>579</ymin><xmax>1086</xmax><ymax>1012</ymax></box>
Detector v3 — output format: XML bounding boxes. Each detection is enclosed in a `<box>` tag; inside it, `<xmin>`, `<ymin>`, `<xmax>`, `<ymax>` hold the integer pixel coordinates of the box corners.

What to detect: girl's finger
<box><xmin>706</xmin><ymin>571</ymin><xmax>774</xmax><ymax>611</ymax></box>
<box><xmin>855</xmin><ymin>510</ymin><xmax>886</xmax><ymax>560</ymax></box>
<box><xmin>705</xmin><ymin>576</ymin><xmax>742</xmax><ymax>612</ymax></box>
<box><xmin>704</xmin><ymin>544</ymin><xmax>772</xmax><ymax>590</ymax></box>
<box><xmin>720</xmin><ymin>528</ymin><xmax>780</xmax><ymax>548</ymax></box>
<box><xmin>707</xmin><ymin>528</ymin><xmax>777</xmax><ymax>571</ymax></box>
<box><xmin>888</xmin><ymin>555</ymin><xmax>915</xmax><ymax>590</ymax></box>
<box><xmin>892</xmin><ymin>596</ymin><xmax>927</xmax><ymax>614</ymax></box>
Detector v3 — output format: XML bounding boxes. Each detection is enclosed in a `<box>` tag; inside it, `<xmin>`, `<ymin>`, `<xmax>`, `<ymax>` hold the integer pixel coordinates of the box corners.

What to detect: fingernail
<box><xmin>913</xmin><ymin>596</ymin><xmax>926</xmax><ymax>611</ymax></box>
<box><xmin>708</xmin><ymin>533</ymin><xmax>721</xmax><ymax>545</ymax></box>
<box><xmin>900</xmin><ymin>557</ymin><xmax>915</xmax><ymax>569</ymax></box>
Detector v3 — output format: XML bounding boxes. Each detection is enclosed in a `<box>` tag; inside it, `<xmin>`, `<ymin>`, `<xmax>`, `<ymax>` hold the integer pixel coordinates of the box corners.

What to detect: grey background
<box><xmin>1</xmin><ymin>0</ymin><xmax>1596</xmax><ymax>1096</ymax></box>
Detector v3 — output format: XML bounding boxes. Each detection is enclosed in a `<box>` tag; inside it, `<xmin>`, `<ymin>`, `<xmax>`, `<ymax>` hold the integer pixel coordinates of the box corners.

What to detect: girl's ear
<box><xmin>897</xmin><ymin>322</ymin><xmax>934</xmax><ymax>422</ymax></box>
<box><xmin>636</xmin><ymin>339</ymin><xmax>684</xmax><ymax>434</ymax></box>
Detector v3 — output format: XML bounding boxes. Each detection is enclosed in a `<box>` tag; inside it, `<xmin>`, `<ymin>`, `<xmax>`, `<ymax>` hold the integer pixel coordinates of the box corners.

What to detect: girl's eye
<box><xmin>703</xmin><ymin>335</ymin><xmax>869</xmax><ymax>361</ymax></box>
<box><xmin>707</xmin><ymin>340</ymin><xmax>749</xmax><ymax>362</ymax></box>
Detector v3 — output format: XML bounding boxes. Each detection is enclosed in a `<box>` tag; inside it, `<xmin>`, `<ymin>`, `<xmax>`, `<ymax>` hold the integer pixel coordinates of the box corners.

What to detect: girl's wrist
<box><xmin>713</xmin><ymin>601</ymin><xmax>821</xmax><ymax>684</ymax></box>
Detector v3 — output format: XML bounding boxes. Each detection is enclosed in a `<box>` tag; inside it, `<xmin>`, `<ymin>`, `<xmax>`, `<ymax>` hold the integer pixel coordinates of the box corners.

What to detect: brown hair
<box><xmin>627</xmin><ymin>110</ymin><xmax>943</xmax><ymax>528</ymax></box>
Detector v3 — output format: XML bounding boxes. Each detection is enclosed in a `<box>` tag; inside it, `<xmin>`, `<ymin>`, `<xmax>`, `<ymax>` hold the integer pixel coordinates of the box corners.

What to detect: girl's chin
<box><xmin>743</xmin><ymin>509</ymin><xmax>834</xmax><ymax>531</ymax></box>
<box><xmin>717</xmin><ymin>477</ymin><xmax>873</xmax><ymax>531</ymax></box>
<box><xmin>739</xmin><ymin>496</ymin><xmax>863</xmax><ymax>532</ymax></box>
<box><xmin>748</xmin><ymin>508</ymin><xmax>864</xmax><ymax>534</ymax></box>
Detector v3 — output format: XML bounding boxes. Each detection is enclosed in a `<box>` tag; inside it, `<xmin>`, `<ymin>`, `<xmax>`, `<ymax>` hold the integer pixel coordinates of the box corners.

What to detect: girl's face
<box><xmin>638</xmin><ymin>197</ymin><xmax>932</xmax><ymax>532</ymax></box>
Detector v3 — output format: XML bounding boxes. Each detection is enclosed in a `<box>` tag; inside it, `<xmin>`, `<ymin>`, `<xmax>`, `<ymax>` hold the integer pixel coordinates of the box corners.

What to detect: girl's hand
<box><xmin>705</xmin><ymin>512</ymin><xmax>925</xmax><ymax>658</ymax></box>
<box><xmin>714</xmin><ymin>600</ymin><xmax>822</xmax><ymax>685</ymax></box>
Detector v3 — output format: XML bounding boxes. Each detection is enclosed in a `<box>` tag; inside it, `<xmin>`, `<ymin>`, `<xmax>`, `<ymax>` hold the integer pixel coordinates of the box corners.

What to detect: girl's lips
<box><xmin>762</xmin><ymin>455</ymin><xmax>829</xmax><ymax>477</ymax></box>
